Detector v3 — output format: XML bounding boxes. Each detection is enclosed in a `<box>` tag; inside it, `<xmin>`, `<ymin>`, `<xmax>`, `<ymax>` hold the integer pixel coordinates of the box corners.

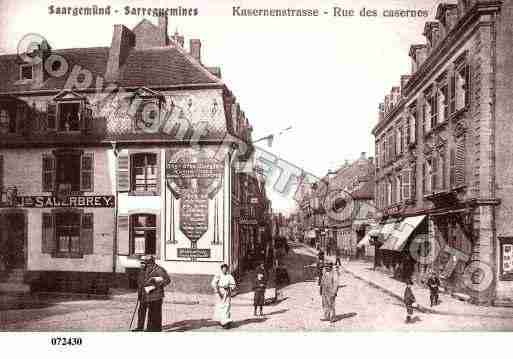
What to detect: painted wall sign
<box><xmin>179</xmin><ymin>194</ymin><xmax>209</xmax><ymax>244</ymax></box>
<box><xmin>17</xmin><ymin>195</ymin><xmax>115</xmax><ymax>208</ymax></box>
<box><xmin>503</xmin><ymin>244</ymin><xmax>513</xmax><ymax>274</ymax></box>
<box><xmin>177</xmin><ymin>248</ymin><xmax>211</xmax><ymax>259</ymax></box>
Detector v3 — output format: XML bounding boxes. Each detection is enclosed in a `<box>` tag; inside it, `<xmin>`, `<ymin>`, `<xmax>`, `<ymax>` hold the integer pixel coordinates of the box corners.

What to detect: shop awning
<box><xmin>380</xmin><ymin>215</ymin><xmax>426</xmax><ymax>252</ymax></box>
<box><xmin>357</xmin><ymin>222</ymin><xmax>396</xmax><ymax>248</ymax></box>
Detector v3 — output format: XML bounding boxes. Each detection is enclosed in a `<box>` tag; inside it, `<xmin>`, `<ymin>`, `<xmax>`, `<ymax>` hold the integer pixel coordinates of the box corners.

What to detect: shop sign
<box><xmin>177</xmin><ymin>248</ymin><xmax>211</xmax><ymax>259</ymax></box>
<box><xmin>179</xmin><ymin>194</ymin><xmax>209</xmax><ymax>243</ymax></box>
<box><xmin>18</xmin><ymin>195</ymin><xmax>115</xmax><ymax>208</ymax></box>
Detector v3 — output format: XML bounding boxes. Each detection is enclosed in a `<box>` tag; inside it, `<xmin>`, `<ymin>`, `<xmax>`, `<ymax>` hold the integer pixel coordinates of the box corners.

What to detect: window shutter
<box><xmin>117</xmin><ymin>153</ymin><xmax>130</xmax><ymax>192</ymax></box>
<box><xmin>155</xmin><ymin>214</ymin><xmax>161</xmax><ymax>260</ymax></box>
<box><xmin>431</xmin><ymin>157</ymin><xmax>438</xmax><ymax>192</ymax></box>
<box><xmin>80</xmin><ymin>153</ymin><xmax>94</xmax><ymax>192</ymax></box>
<box><xmin>403</xmin><ymin>170</ymin><xmax>411</xmax><ymax>200</ymax></box>
<box><xmin>42</xmin><ymin>154</ymin><xmax>55</xmax><ymax>192</ymax></box>
<box><xmin>441</xmin><ymin>153</ymin><xmax>447</xmax><ymax>190</ymax></box>
<box><xmin>117</xmin><ymin>215</ymin><xmax>130</xmax><ymax>255</ymax></box>
<box><xmin>455</xmin><ymin>140</ymin><xmax>466</xmax><ymax>186</ymax></box>
<box><xmin>464</xmin><ymin>64</ymin><xmax>471</xmax><ymax>107</ymax></box>
<box><xmin>449</xmin><ymin>71</ymin><xmax>456</xmax><ymax>114</ymax></box>
<box><xmin>411</xmin><ymin>165</ymin><xmax>416</xmax><ymax>201</ymax></box>
<box><xmin>0</xmin><ymin>155</ymin><xmax>3</xmax><ymax>190</ymax></box>
<box><xmin>450</xmin><ymin>148</ymin><xmax>456</xmax><ymax>188</ymax></box>
<box><xmin>47</xmin><ymin>102</ymin><xmax>56</xmax><ymax>130</ymax></box>
<box><xmin>155</xmin><ymin>151</ymin><xmax>161</xmax><ymax>195</ymax></box>
<box><xmin>422</xmin><ymin>162</ymin><xmax>426</xmax><ymax>194</ymax></box>
<box><xmin>42</xmin><ymin>213</ymin><xmax>55</xmax><ymax>254</ymax></box>
<box><xmin>81</xmin><ymin>102</ymin><xmax>93</xmax><ymax>133</ymax></box>
<box><xmin>81</xmin><ymin>213</ymin><xmax>94</xmax><ymax>255</ymax></box>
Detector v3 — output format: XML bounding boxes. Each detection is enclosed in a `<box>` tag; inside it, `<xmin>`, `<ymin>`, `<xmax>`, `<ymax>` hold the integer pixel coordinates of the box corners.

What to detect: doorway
<box><xmin>0</xmin><ymin>212</ymin><xmax>27</xmax><ymax>271</ymax></box>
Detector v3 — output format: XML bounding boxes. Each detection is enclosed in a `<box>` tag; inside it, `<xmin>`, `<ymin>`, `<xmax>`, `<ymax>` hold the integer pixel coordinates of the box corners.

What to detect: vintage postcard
<box><xmin>1</xmin><ymin>0</ymin><xmax>513</xmax><ymax>348</ymax></box>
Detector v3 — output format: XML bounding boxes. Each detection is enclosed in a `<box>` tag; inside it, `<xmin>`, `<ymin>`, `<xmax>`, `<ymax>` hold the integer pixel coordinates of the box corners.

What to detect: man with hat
<box><xmin>134</xmin><ymin>255</ymin><xmax>171</xmax><ymax>332</ymax></box>
<box><xmin>320</xmin><ymin>262</ymin><xmax>339</xmax><ymax>323</ymax></box>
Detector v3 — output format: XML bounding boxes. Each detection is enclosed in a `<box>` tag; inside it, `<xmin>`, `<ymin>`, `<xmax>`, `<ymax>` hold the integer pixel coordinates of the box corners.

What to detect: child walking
<box><xmin>253</xmin><ymin>272</ymin><xmax>267</xmax><ymax>316</ymax></box>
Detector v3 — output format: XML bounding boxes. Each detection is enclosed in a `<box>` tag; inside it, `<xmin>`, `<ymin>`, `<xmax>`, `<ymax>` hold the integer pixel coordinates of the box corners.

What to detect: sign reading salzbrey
<box><xmin>165</xmin><ymin>148</ymin><xmax>224</xmax><ymax>260</ymax></box>
<box><xmin>18</xmin><ymin>195</ymin><xmax>115</xmax><ymax>208</ymax></box>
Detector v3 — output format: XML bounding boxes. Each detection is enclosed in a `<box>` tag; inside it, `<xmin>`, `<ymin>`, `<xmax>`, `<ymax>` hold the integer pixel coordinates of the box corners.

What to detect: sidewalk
<box><xmin>302</xmin><ymin>244</ymin><xmax>513</xmax><ymax>319</ymax></box>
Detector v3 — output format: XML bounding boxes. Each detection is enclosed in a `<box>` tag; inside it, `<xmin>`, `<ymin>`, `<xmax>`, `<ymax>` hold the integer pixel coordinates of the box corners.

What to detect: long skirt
<box><xmin>214</xmin><ymin>294</ymin><xmax>232</xmax><ymax>326</ymax></box>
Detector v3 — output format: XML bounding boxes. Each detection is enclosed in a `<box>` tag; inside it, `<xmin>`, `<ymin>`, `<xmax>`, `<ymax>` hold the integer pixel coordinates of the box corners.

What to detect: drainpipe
<box><xmin>111</xmin><ymin>141</ymin><xmax>118</xmax><ymax>276</ymax></box>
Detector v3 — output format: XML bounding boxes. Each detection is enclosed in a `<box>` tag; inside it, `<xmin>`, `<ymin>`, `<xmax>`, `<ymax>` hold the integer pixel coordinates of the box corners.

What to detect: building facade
<box><xmin>0</xmin><ymin>17</ymin><xmax>259</xmax><ymax>293</ymax></box>
<box><xmin>373</xmin><ymin>1</ymin><xmax>513</xmax><ymax>305</ymax></box>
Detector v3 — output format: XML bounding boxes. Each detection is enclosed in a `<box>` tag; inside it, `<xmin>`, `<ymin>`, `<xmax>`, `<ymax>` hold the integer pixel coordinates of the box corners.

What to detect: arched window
<box><xmin>130</xmin><ymin>213</ymin><xmax>157</xmax><ymax>255</ymax></box>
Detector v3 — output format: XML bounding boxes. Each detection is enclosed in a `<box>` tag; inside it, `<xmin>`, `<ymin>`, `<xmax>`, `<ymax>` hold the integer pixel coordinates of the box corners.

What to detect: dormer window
<box><xmin>49</xmin><ymin>90</ymin><xmax>93</xmax><ymax>133</ymax></box>
<box><xmin>130</xmin><ymin>88</ymin><xmax>164</xmax><ymax>132</ymax></box>
<box><xmin>20</xmin><ymin>64</ymin><xmax>34</xmax><ymax>81</ymax></box>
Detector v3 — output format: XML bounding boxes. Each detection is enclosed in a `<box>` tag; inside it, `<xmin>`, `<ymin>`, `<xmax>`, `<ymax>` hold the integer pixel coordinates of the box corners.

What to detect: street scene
<box><xmin>2</xmin><ymin>0</ymin><xmax>513</xmax><ymax>335</ymax></box>
<box><xmin>3</xmin><ymin>242</ymin><xmax>513</xmax><ymax>331</ymax></box>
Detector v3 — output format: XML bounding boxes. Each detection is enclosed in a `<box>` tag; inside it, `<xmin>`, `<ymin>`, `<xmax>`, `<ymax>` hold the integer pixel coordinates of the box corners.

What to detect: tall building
<box><xmin>0</xmin><ymin>17</ymin><xmax>256</xmax><ymax>293</ymax></box>
<box><xmin>372</xmin><ymin>1</ymin><xmax>513</xmax><ymax>305</ymax></box>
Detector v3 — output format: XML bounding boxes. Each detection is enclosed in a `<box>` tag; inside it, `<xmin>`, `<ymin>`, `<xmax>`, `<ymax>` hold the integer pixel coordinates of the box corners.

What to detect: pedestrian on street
<box><xmin>427</xmin><ymin>271</ymin><xmax>441</xmax><ymax>307</ymax></box>
<box><xmin>318</xmin><ymin>248</ymin><xmax>325</xmax><ymax>262</ymax></box>
<box><xmin>403</xmin><ymin>279</ymin><xmax>416</xmax><ymax>324</ymax></box>
<box><xmin>253</xmin><ymin>272</ymin><xmax>267</xmax><ymax>316</ymax></box>
<box><xmin>320</xmin><ymin>262</ymin><xmax>339</xmax><ymax>323</ymax></box>
<box><xmin>133</xmin><ymin>255</ymin><xmax>171</xmax><ymax>332</ymax></box>
<box><xmin>317</xmin><ymin>259</ymin><xmax>324</xmax><ymax>286</ymax></box>
<box><xmin>335</xmin><ymin>247</ymin><xmax>342</xmax><ymax>266</ymax></box>
<box><xmin>212</xmin><ymin>264</ymin><xmax>236</xmax><ymax>329</ymax></box>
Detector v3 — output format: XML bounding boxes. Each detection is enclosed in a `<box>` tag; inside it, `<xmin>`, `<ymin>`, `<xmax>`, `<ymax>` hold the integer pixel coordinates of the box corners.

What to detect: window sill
<box><xmin>128</xmin><ymin>191</ymin><xmax>160</xmax><ymax>197</ymax></box>
<box><xmin>52</xmin><ymin>252</ymin><xmax>84</xmax><ymax>259</ymax></box>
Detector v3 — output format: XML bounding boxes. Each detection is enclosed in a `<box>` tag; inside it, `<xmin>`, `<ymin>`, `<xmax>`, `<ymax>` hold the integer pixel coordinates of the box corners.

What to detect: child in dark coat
<box><xmin>403</xmin><ymin>279</ymin><xmax>416</xmax><ymax>324</ymax></box>
<box><xmin>253</xmin><ymin>272</ymin><xmax>266</xmax><ymax>316</ymax></box>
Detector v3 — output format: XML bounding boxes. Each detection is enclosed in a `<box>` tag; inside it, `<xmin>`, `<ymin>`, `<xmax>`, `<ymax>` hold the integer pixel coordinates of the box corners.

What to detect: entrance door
<box><xmin>1</xmin><ymin>213</ymin><xmax>26</xmax><ymax>270</ymax></box>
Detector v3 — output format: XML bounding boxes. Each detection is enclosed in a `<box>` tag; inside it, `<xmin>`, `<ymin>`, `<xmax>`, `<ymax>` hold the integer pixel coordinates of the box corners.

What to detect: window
<box><xmin>42</xmin><ymin>151</ymin><xmax>94</xmax><ymax>193</ymax></box>
<box><xmin>131</xmin><ymin>214</ymin><xmax>157</xmax><ymax>255</ymax></box>
<box><xmin>408</xmin><ymin>103</ymin><xmax>417</xmax><ymax>144</ymax></box>
<box><xmin>20</xmin><ymin>64</ymin><xmax>33</xmax><ymax>81</ymax></box>
<box><xmin>430</xmin><ymin>156</ymin><xmax>438</xmax><ymax>192</ymax></box>
<box><xmin>56</xmin><ymin>152</ymin><xmax>81</xmax><ymax>194</ymax></box>
<box><xmin>430</xmin><ymin>90</ymin><xmax>438</xmax><ymax>129</ymax></box>
<box><xmin>423</xmin><ymin>95</ymin><xmax>432</xmax><ymax>134</ymax></box>
<box><xmin>454</xmin><ymin>63</ymin><xmax>470</xmax><ymax>111</ymax></box>
<box><xmin>55</xmin><ymin>212</ymin><xmax>81</xmax><ymax>254</ymax></box>
<box><xmin>58</xmin><ymin>102</ymin><xmax>81</xmax><ymax>131</ymax></box>
<box><xmin>397</xmin><ymin>126</ymin><xmax>403</xmax><ymax>155</ymax></box>
<box><xmin>131</xmin><ymin>153</ymin><xmax>157</xmax><ymax>193</ymax></box>
<box><xmin>402</xmin><ymin>169</ymin><xmax>411</xmax><ymax>201</ymax></box>
<box><xmin>0</xmin><ymin>108</ymin><xmax>16</xmax><ymax>134</ymax></box>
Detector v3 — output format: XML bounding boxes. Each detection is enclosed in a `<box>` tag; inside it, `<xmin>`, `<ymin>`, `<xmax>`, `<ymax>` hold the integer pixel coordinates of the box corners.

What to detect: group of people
<box><xmin>131</xmin><ymin>252</ymin><xmax>291</xmax><ymax>331</ymax></box>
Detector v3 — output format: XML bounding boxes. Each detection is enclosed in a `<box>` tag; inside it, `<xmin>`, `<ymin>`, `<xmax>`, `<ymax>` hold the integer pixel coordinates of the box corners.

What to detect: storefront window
<box><xmin>55</xmin><ymin>212</ymin><xmax>81</xmax><ymax>254</ymax></box>
<box><xmin>131</xmin><ymin>214</ymin><xmax>156</xmax><ymax>256</ymax></box>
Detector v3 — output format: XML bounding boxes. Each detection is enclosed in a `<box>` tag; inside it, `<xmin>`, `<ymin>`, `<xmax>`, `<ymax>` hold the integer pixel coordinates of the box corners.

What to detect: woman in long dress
<box><xmin>211</xmin><ymin>264</ymin><xmax>236</xmax><ymax>328</ymax></box>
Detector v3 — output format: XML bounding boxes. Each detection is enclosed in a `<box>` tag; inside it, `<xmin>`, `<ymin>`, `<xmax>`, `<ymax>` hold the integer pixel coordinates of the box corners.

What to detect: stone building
<box><xmin>0</xmin><ymin>17</ymin><xmax>257</xmax><ymax>293</ymax></box>
<box><xmin>372</xmin><ymin>1</ymin><xmax>513</xmax><ymax>305</ymax></box>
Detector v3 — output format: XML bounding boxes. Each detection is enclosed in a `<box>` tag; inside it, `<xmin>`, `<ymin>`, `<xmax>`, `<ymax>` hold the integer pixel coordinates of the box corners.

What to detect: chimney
<box><xmin>190</xmin><ymin>39</ymin><xmax>201</xmax><ymax>63</ymax></box>
<box><xmin>409</xmin><ymin>44</ymin><xmax>428</xmax><ymax>73</ymax></box>
<box><xmin>378</xmin><ymin>103</ymin><xmax>385</xmax><ymax>122</ymax></box>
<box><xmin>158</xmin><ymin>15</ymin><xmax>169</xmax><ymax>45</ymax></box>
<box><xmin>105</xmin><ymin>25</ymin><xmax>135</xmax><ymax>82</ymax></box>
<box><xmin>171</xmin><ymin>30</ymin><xmax>184</xmax><ymax>47</ymax></box>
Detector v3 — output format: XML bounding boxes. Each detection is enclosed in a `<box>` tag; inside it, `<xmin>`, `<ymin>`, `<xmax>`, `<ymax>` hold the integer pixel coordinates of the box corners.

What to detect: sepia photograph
<box><xmin>1</xmin><ymin>1</ymin><xmax>513</xmax><ymax>350</ymax></box>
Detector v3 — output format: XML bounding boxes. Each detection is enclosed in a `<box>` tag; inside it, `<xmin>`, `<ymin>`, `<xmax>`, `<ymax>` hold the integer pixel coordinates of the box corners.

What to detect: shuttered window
<box><xmin>455</xmin><ymin>140</ymin><xmax>466</xmax><ymax>187</ymax></box>
<box><xmin>41</xmin><ymin>211</ymin><xmax>94</xmax><ymax>257</ymax></box>
<box><xmin>47</xmin><ymin>102</ymin><xmax>57</xmax><ymax>130</ymax></box>
<box><xmin>402</xmin><ymin>170</ymin><xmax>411</xmax><ymax>201</ymax></box>
<box><xmin>42</xmin><ymin>154</ymin><xmax>56</xmax><ymax>192</ymax></box>
<box><xmin>449</xmin><ymin>71</ymin><xmax>456</xmax><ymax>114</ymax></box>
<box><xmin>450</xmin><ymin>148</ymin><xmax>456</xmax><ymax>188</ymax></box>
<box><xmin>80</xmin><ymin>153</ymin><xmax>94</xmax><ymax>192</ymax></box>
<box><xmin>422</xmin><ymin>162</ymin><xmax>427</xmax><ymax>194</ymax></box>
<box><xmin>431</xmin><ymin>157</ymin><xmax>438</xmax><ymax>192</ymax></box>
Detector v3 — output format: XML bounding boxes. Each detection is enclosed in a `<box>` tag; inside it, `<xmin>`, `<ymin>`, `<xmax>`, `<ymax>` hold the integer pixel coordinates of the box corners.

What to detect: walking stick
<box><xmin>129</xmin><ymin>298</ymin><xmax>139</xmax><ymax>331</ymax></box>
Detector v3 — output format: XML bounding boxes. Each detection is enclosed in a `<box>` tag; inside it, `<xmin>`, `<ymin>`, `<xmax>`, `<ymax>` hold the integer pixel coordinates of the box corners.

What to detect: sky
<box><xmin>0</xmin><ymin>0</ymin><xmax>445</xmax><ymax>212</ymax></box>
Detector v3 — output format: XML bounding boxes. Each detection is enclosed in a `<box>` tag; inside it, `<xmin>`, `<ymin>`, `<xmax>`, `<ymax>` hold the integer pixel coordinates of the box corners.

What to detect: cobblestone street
<box><xmin>1</xmin><ymin>243</ymin><xmax>513</xmax><ymax>331</ymax></box>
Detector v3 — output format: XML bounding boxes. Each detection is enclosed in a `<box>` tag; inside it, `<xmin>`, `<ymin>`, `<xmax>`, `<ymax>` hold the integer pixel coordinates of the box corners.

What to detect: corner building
<box><xmin>0</xmin><ymin>17</ymin><xmax>255</xmax><ymax>293</ymax></box>
<box><xmin>373</xmin><ymin>1</ymin><xmax>513</xmax><ymax>305</ymax></box>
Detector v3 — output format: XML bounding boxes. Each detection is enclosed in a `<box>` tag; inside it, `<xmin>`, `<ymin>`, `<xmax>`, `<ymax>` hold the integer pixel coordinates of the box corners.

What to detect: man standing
<box><xmin>134</xmin><ymin>255</ymin><xmax>171</xmax><ymax>332</ymax></box>
<box><xmin>427</xmin><ymin>272</ymin><xmax>441</xmax><ymax>307</ymax></box>
<box><xmin>335</xmin><ymin>247</ymin><xmax>342</xmax><ymax>266</ymax></box>
<box><xmin>320</xmin><ymin>263</ymin><xmax>339</xmax><ymax>323</ymax></box>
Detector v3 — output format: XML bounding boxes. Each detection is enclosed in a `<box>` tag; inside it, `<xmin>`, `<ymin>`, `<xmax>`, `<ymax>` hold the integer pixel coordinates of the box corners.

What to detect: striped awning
<box><xmin>381</xmin><ymin>215</ymin><xmax>426</xmax><ymax>252</ymax></box>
